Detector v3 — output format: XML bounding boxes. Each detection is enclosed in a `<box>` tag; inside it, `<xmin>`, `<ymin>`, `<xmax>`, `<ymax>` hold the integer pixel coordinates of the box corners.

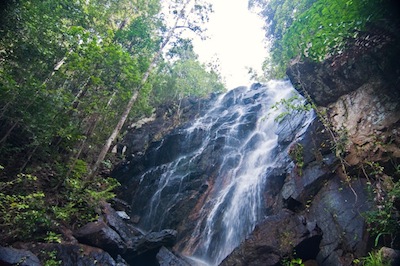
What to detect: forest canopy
<box><xmin>0</xmin><ymin>0</ymin><xmax>224</xmax><ymax>243</ymax></box>
<box><xmin>250</xmin><ymin>0</ymin><xmax>396</xmax><ymax>78</ymax></box>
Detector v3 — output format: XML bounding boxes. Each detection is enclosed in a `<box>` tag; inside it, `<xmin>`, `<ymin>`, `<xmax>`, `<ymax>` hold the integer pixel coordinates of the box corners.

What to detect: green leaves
<box><xmin>0</xmin><ymin>0</ymin><xmax>224</xmax><ymax>244</ymax></box>
<box><xmin>151</xmin><ymin>40</ymin><xmax>225</xmax><ymax>104</ymax></box>
<box><xmin>254</xmin><ymin>0</ymin><xmax>386</xmax><ymax>78</ymax></box>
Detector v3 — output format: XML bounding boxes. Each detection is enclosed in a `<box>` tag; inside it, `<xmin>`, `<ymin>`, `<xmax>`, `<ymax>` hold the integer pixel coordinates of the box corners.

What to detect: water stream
<box><xmin>128</xmin><ymin>80</ymin><xmax>312</xmax><ymax>265</ymax></box>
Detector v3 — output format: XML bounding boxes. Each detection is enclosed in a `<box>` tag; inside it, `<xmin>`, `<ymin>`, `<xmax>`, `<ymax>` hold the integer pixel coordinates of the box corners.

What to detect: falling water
<box><xmin>127</xmin><ymin>80</ymin><xmax>312</xmax><ymax>265</ymax></box>
<box><xmin>183</xmin><ymin>80</ymin><xmax>298</xmax><ymax>265</ymax></box>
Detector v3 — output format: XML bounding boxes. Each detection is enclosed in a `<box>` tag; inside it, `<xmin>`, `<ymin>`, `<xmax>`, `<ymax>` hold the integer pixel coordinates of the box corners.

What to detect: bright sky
<box><xmin>192</xmin><ymin>0</ymin><xmax>268</xmax><ymax>89</ymax></box>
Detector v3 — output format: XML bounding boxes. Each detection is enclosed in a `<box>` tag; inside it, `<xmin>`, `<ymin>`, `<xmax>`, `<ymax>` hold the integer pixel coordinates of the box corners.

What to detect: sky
<box><xmin>192</xmin><ymin>0</ymin><xmax>268</xmax><ymax>89</ymax></box>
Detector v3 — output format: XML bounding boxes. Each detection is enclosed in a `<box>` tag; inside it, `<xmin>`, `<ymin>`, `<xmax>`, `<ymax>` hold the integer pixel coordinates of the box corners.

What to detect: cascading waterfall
<box><xmin>183</xmin><ymin>81</ymin><xmax>302</xmax><ymax>265</ymax></box>
<box><xmin>126</xmin><ymin>80</ymin><xmax>313</xmax><ymax>265</ymax></box>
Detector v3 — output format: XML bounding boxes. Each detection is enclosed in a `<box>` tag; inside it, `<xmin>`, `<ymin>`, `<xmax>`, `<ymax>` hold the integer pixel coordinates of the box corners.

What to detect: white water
<box><xmin>131</xmin><ymin>80</ymin><xmax>311</xmax><ymax>265</ymax></box>
<box><xmin>182</xmin><ymin>80</ymin><xmax>297</xmax><ymax>265</ymax></box>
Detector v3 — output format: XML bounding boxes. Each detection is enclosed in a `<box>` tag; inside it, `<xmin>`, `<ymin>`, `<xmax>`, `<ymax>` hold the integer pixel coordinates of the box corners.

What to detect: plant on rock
<box><xmin>362</xmin><ymin>161</ymin><xmax>400</xmax><ymax>247</ymax></box>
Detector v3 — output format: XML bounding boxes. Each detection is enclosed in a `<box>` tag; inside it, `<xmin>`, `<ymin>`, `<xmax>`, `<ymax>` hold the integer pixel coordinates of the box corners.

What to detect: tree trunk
<box><xmin>0</xmin><ymin>120</ymin><xmax>19</xmax><ymax>145</ymax></box>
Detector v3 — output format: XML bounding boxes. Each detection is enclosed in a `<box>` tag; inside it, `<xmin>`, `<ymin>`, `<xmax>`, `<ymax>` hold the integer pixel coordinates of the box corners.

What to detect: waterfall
<box><xmin>125</xmin><ymin>80</ymin><xmax>313</xmax><ymax>265</ymax></box>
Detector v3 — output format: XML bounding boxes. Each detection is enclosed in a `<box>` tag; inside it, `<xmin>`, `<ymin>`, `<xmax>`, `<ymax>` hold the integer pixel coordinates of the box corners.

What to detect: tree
<box><xmin>151</xmin><ymin>38</ymin><xmax>224</xmax><ymax>103</ymax></box>
<box><xmin>251</xmin><ymin>0</ymin><xmax>387</xmax><ymax>78</ymax></box>
<box><xmin>90</xmin><ymin>0</ymin><xmax>215</xmax><ymax>177</ymax></box>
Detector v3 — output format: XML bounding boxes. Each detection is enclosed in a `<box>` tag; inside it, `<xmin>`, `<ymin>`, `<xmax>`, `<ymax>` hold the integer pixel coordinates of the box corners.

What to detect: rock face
<box><xmin>113</xmin><ymin>81</ymin><xmax>311</xmax><ymax>264</ymax></box>
<box><xmin>107</xmin><ymin>29</ymin><xmax>400</xmax><ymax>266</ymax></box>
<box><xmin>287</xmin><ymin>31</ymin><xmax>399</xmax><ymax>107</ymax></box>
<box><xmin>220</xmin><ymin>211</ymin><xmax>322</xmax><ymax>266</ymax></box>
<box><xmin>113</xmin><ymin>95</ymin><xmax>215</xmax><ymax>184</ymax></box>
<box><xmin>327</xmin><ymin>83</ymin><xmax>400</xmax><ymax>166</ymax></box>
<box><xmin>222</xmin><ymin>31</ymin><xmax>400</xmax><ymax>265</ymax></box>
<box><xmin>287</xmin><ymin>30</ymin><xmax>400</xmax><ymax>167</ymax></box>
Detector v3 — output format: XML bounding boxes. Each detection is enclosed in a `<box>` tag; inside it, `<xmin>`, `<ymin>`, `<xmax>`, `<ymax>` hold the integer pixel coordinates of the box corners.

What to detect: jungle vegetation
<box><xmin>0</xmin><ymin>0</ymin><xmax>224</xmax><ymax>244</ymax></box>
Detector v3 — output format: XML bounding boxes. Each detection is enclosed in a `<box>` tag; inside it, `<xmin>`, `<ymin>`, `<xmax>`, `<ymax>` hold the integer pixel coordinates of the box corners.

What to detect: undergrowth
<box><xmin>0</xmin><ymin>160</ymin><xmax>119</xmax><ymax>244</ymax></box>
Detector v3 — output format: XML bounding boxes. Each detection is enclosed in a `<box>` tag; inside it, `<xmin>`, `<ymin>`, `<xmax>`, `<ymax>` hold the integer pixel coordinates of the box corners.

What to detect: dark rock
<box><xmin>124</xmin><ymin>230</ymin><xmax>177</xmax><ymax>264</ymax></box>
<box><xmin>282</xmin><ymin>161</ymin><xmax>332</xmax><ymax>206</ymax></box>
<box><xmin>295</xmin><ymin>117</ymin><xmax>333</xmax><ymax>166</ymax></box>
<box><xmin>16</xmin><ymin>243</ymin><xmax>127</xmax><ymax>266</ymax></box>
<box><xmin>287</xmin><ymin>31</ymin><xmax>400</xmax><ymax>106</ymax></box>
<box><xmin>220</xmin><ymin>210</ymin><xmax>322</xmax><ymax>266</ymax></box>
<box><xmin>101</xmin><ymin>202</ymin><xmax>142</xmax><ymax>242</ymax></box>
<box><xmin>74</xmin><ymin>202</ymin><xmax>177</xmax><ymax>264</ymax></box>
<box><xmin>133</xmin><ymin>229</ymin><xmax>177</xmax><ymax>255</ymax></box>
<box><xmin>275</xmin><ymin>110</ymin><xmax>313</xmax><ymax>145</ymax></box>
<box><xmin>0</xmin><ymin>246</ymin><xmax>40</xmax><ymax>266</ymax></box>
<box><xmin>156</xmin><ymin>246</ymin><xmax>191</xmax><ymax>266</ymax></box>
<box><xmin>308</xmin><ymin>178</ymin><xmax>371</xmax><ymax>265</ymax></box>
<box><xmin>74</xmin><ymin>220</ymin><xmax>126</xmax><ymax>256</ymax></box>
<box><xmin>380</xmin><ymin>247</ymin><xmax>400</xmax><ymax>266</ymax></box>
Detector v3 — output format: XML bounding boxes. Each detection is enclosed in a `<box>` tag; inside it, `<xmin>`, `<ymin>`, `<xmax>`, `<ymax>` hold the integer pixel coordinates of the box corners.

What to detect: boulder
<box><xmin>75</xmin><ymin>202</ymin><xmax>177</xmax><ymax>264</ymax></box>
<box><xmin>156</xmin><ymin>246</ymin><xmax>191</xmax><ymax>266</ymax></box>
<box><xmin>380</xmin><ymin>247</ymin><xmax>400</xmax><ymax>266</ymax></box>
<box><xmin>287</xmin><ymin>31</ymin><xmax>399</xmax><ymax>106</ymax></box>
<box><xmin>308</xmin><ymin>178</ymin><xmax>371</xmax><ymax>265</ymax></box>
<box><xmin>15</xmin><ymin>242</ymin><xmax>128</xmax><ymax>266</ymax></box>
<box><xmin>131</xmin><ymin>229</ymin><xmax>177</xmax><ymax>256</ymax></box>
<box><xmin>220</xmin><ymin>210</ymin><xmax>322</xmax><ymax>266</ymax></box>
<box><xmin>74</xmin><ymin>220</ymin><xmax>126</xmax><ymax>256</ymax></box>
<box><xmin>0</xmin><ymin>246</ymin><xmax>40</xmax><ymax>266</ymax></box>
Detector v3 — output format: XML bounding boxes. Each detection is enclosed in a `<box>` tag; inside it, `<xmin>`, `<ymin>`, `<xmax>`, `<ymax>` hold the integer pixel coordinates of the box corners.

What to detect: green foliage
<box><xmin>270</xmin><ymin>93</ymin><xmax>313</xmax><ymax>122</ymax></box>
<box><xmin>151</xmin><ymin>39</ymin><xmax>225</xmax><ymax>103</ymax></box>
<box><xmin>253</xmin><ymin>0</ymin><xmax>387</xmax><ymax>78</ymax></box>
<box><xmin>0</xmin><ymin>162</ymin><xmax>119</xmax><ymax>243</ymax></box>
<box><xmin>353</xmin><ymin>249</ymin><xmax>391</xmax><ymax>266</ymax></box>
<box><xmin>282</xmin><ymin>257</ymin><xmax>304</xmax><ymax>266</ymax></box>
<box><xmin>289</xmin><ymin>143</ymin><xmax>305</xmax><ymax>176</ymax></box>
<box><xmin>51</xmin><ymin>160</ymin><xmax>120</xmax><ymax>226</ymax></box>
<box><xmin>42</xmin><ymin>250</ymin><xmax>61</xmax><ymax>266</ymax></box>
<box><xmin>363</xmin><ymin>161</ymin><xmax>400</xmax><ymax>247</ymax></box>
<box><xmin>0</xmin><ymin>174</ymin><xmax>51</xmax><ymax>240</ymax></box>
<box><xmin>44</xmin><ymin>232</ymin><xmax>62</xmax><ymax>244</ymax></box>
<box><xmin>0</xmin><ymin>0</ymin><xmax>223</xmax><ymax>245</ymax></box>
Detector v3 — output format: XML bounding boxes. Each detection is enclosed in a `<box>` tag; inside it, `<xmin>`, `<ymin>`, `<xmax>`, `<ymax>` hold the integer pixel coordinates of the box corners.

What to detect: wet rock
<box><xmin>220</xmin><ymin>210</ymin><xmax>322</xmax><ymax>266</ymax></box>
<box><xmin>156</xmin><ymin>246</ymin><xmax>191</xmax><ymax>266</ymax></box>
<box><xmin>0</xmin><ymin>246</ymin><xmax>40</xmax><ymax>266</ymax></box>
<box><xmin>282</xmin><ymin>161</ymin><xmax>332</xmax><ymax>208</ymax></box>
<box><xmin>275</xmin><ymin>110</ymin><xmax>312</xmax><ymax>145</ymax></box>
<box><xmin>124</xmin><ymin>230</ymin><xmax>177</xmax><ymax>265</ymax></box>
<box><xmin>132</xmin><ymin>229</ymin><xmax>177</xmax><ymax>255</ymax></box>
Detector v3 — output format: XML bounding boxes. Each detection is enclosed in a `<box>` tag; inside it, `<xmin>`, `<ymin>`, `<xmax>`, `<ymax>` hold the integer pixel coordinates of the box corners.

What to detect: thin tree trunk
<box><xmin>68</xmin><ymin>91</ymin><xmax>116</xmax><ymax>177</ymax></box>
<box><xmin>19</xmin><ymin>144</ymin><xmax>39</xmax><ymax>172</ymax></box>
<box><xmin>0</xmin><ymin>120</ymin><xmax>18</xmax><ymax>145</ymax></box>
<box><xmin>72</xmin><ymin>76</ymin><xmax>91</xmax><ymax>109</ymax></box>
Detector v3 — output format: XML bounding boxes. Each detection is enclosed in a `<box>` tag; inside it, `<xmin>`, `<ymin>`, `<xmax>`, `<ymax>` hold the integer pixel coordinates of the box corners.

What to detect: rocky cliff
<box><xmin>107</xmin><ymin>29</ymin><xmax>400</xmax><ymax>266</ymax></box>
<box><xmin>221</xmin><ymin>30</ymin><xmax>400</xmax><ymax>265</ymax></box>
